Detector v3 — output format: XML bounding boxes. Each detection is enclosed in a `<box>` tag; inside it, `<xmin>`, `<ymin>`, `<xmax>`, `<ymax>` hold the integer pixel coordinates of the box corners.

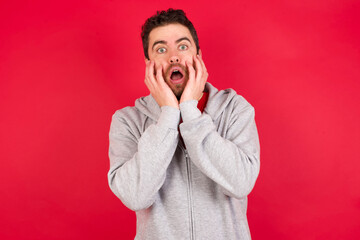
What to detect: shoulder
<box><xmin>232</xmin><ymin>93</ymin><xmax>255</xmax><ymax>112</ymax></box>
<box><xmin>113</xmin><ymin>106</ymin><xmax>138</xmax><ymax>121</ymax></box>
<box><xmin>111</xmin><ymin>105</ymin><xmax>148</xmax><ymax>130</ymax></box>
<box><xmin>206</xmin><ymin>83</ymin><xmax>255</xmax><ymax>117</ymax></box>
<box><xmin>109</xmin><ymin>106</ymin><xmax>147</xmax><ymax>142</ymax></box>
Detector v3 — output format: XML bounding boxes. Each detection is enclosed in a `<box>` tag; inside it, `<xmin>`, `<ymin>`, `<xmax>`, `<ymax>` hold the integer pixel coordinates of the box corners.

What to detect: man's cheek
<box><xmin>182</xmin><ymin>55</ymin><xmax>193</xmax><ymax>64</ymax></box>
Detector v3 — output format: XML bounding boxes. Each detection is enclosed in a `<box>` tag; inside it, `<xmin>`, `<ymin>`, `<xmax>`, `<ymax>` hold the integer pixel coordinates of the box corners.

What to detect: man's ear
<box><xmin>199</xmin><ymin>49</ymin><xmax>202</xmax><ymax>57</ymax></box>
<box><xmin>145</xmin><ymin>58</ymin><xmax>150</xmax><ymax>64</ymax></box>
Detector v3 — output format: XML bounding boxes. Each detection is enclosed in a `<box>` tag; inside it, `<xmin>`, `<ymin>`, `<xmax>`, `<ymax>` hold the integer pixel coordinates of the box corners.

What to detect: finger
<box><xmin>145</xmin><ymin>60</ymin><xmax>156</xmax><ymax>89</ymax></box>
<box><xmin>148</xmin><ymin>60</ymin><xmax>157</xmax><ymax>83</ymax></box>
<box><xmin>145</xmin><ymin>60</ymin><xmax>150</xmax><ymax>83</ymax></box>
<box><xmin>198</xmin><ymin>54</ymin><xmax>208</xmax><ymax>74</ymax></box>
<box><xmin>145</xmin><ymin>59</ymin><xmax>150</xmax><ymax>77</ymax></box>
<box><xmin>155</xmin><ymin>65</ymin><xmax>166</xmax><ymax>86</ymax></box>
<box><xmin>144</xmin><ymin>75</ymin><xmax>151</xmax><ymax>91</ymax></box>
<box><xmin>193</xmin><ymin>55</ymin><xmax>203</xmax><ymax>81</ymax></box>
<box><xmin>197</xmin><ymin>55</ymin><xmax>208</xmax><ymax>86</ymax></box>
<box><xmin>186</xmin><ymin>60</ymin><xmax>196</xmax><ymax>82</ymax></box>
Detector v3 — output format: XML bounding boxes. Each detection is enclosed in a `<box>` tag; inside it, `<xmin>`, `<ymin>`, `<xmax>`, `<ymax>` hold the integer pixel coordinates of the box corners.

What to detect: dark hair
<box><xmin>141</xmin><ymin>8</ymin><xmax>200</xmax><ymax>60</ymax></box>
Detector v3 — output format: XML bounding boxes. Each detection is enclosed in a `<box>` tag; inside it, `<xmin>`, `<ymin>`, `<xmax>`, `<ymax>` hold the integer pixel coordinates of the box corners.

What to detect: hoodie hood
<box><xmin>134</xmin><ymin>82</ymin><xmax>238</xmax><ymax>122</ymax></box>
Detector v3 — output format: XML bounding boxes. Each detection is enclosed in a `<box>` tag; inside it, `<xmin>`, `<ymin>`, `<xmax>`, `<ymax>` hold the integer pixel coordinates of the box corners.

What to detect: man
<box><xmin>108</xmin><ymin>9</ymin><xmax>260</xmax><ymax>240</ymax></box>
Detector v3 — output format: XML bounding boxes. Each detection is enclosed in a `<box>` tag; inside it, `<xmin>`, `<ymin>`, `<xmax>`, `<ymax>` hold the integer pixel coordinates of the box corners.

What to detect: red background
<box><xmin>1</xmin><ymin>0</ymin><xmax>360</xmax><ymax>239</ymax></box>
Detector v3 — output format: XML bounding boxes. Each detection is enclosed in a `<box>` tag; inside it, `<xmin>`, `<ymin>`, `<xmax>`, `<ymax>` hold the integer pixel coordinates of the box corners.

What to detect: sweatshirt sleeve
<box><xmin>107</xmin><ymin>106</ymin><xmax>180</xmax><ymax>211</ymax></box>
<box><xmin>179</xmin><ymin>99</ymin><xmax>260</xmax><ymax>199</ymax></box>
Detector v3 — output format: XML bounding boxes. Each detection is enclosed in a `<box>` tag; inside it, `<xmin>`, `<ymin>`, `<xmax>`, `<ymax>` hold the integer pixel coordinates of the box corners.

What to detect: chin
<box><xmin>166</xmin><ymin>79</ymin><xmax>186</xmax><ymax>98</ymax></box>
<box><xmin>173</xmin><ymin>89</ymin><xmax>183</xmax><ymax>100</ymax></box>
<box><xmin>172</xmin><ymin>86</ymin><xmax>184</xmax><ymax>99</ymax></box>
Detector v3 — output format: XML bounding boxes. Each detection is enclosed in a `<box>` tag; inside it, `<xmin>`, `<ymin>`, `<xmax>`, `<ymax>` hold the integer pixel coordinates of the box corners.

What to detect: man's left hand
<box><xmin>180</xmin><ymin>54</ymin><xmax>208</xmax><ymax>103</ymax></box>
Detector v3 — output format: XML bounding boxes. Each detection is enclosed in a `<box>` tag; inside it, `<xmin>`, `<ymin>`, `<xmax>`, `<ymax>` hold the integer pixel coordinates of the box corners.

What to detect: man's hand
<box><xmin>180</xmin><ymin>54</ymin><xmax>208</xmax><ymax>104</ymax></box>
<box><xmin>144</xmin><ymin>60</ymin><xmax>179</xmax><ymax>109</ymax></box>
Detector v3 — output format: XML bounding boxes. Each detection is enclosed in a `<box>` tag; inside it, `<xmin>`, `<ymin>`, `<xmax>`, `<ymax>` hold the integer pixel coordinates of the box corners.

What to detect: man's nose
<box><xmin>169</xmin><ymin>55</ymin><xmax>180</xmax><ymax>64</ymax></box>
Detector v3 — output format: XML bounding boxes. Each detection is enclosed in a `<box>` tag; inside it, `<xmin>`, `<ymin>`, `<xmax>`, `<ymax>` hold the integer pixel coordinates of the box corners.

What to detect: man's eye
<box><xmin>179</xmin><ymin>45</ymin><xmax>188</xmax><ymax>51</ymax></box>
<box><xmin>157</xmin><ymin>47</ymin><xmax>166</xmax><ymax>53</ymax></box>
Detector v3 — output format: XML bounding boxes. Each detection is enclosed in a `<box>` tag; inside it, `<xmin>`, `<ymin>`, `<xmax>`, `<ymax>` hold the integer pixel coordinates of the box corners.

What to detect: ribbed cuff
<box><xmin>179</xmin><ymin>100</ymin><xmax>202</xmax><ymax>122</ymax></box>
<box><xmin>157</xmin><ymin>106</ymin><xmax>181</xmax><ymax>129</ymax></box>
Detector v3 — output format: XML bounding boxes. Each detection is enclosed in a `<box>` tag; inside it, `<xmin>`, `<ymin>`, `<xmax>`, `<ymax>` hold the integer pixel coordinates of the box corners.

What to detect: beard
<box><xmin>164</xmin><ymin>63</ymin><xmax>189</xmax><ymax>100</ymax></box>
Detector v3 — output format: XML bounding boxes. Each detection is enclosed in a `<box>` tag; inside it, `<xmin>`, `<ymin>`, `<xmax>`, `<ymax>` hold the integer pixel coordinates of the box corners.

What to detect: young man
<box><xmin>108</xmin><ymin>9</ymin><xmax>260</xmax><ymax>240</ymax></box>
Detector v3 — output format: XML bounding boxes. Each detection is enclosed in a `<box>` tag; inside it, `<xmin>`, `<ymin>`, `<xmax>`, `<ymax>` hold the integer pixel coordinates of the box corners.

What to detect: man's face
<box><xmin>147</xmin><ymin>23</ymin><xmax>198</xmax><ymax>98</ymax></box>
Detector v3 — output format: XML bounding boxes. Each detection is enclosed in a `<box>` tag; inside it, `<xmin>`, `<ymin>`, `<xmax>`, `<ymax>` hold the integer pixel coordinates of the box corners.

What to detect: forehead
<box><xmin>148</xmin><ymin>23</ymin><xmax>194</xmax><ymax>44</ymax></box>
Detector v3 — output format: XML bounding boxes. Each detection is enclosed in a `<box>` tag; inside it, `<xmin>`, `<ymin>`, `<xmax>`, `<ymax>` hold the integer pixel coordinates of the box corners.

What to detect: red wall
<box><xmin>1</xmin><ymin>0</ymin><xmax>359</xmax><ymax>239</ymax></box>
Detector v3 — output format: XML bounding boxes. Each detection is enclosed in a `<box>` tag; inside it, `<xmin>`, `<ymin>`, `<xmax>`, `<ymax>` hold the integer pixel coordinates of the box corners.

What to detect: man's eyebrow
<box><xmin>152</xmin><ymin>40</ymin><xmax>167</xmax><ymax>50</ymax></box>
<box><xmin>176</xmin><ymin>37</ymin><xmax>191</xmax><ymax>44</ymax></box>
<box><xmin>152</xmin><ymin>37</ymin><xmax>192</xmax><ymax>50</ymax></box>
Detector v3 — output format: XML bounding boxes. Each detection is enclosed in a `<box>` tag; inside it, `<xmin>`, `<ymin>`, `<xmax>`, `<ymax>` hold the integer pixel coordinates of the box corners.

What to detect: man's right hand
<box><xmin>144</xmin><ymin>60</ymin><xmax>179</xmax><ymax>109</ymax></box>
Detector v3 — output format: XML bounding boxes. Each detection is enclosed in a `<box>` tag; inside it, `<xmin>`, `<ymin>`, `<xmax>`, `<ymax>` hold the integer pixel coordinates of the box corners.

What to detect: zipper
<box><xmin>183</xmin><ymin>147</ymin><xmax>195</xmax><ymax>240</ymax></box>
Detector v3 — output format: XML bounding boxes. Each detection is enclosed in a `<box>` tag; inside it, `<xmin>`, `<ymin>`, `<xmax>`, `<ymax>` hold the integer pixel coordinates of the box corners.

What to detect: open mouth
<box><xmin>171</xmin><ymin>69</ymin><xmax>183</xmax><ymax>81</ymax></box>
<box><xmin>169</xmin><ymin>67</ymin><xmax>185</xmax><ymax>84</ymax></box>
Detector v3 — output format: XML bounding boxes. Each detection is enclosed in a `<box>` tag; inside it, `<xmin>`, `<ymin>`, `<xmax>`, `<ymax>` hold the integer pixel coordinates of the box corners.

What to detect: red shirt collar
<box><xmin>198</xmin><ymin>91</ymin><xmax>209</xmax><ymax>113</ymax></box>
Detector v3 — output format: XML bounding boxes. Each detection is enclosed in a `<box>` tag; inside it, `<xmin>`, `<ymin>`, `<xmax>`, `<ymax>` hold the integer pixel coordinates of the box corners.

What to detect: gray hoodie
<box><xmin>108</xmin><ymin>82</ymin><xmax>260</xmax><ymax>240</ymax></box>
